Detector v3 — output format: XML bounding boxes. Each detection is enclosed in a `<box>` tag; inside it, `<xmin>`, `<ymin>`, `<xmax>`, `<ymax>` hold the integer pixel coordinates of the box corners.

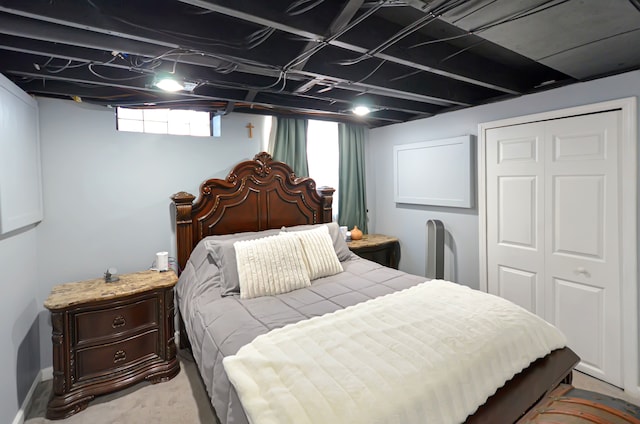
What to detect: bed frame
<box><xmin>171</xmin><ymin>152</ymin><xmax>579</xmax><ymax>424</ymax></box>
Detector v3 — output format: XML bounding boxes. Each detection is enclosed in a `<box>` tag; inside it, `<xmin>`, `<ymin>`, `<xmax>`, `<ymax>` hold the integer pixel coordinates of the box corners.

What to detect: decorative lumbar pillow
<box><xmin>204</xmin><ymin>229</ymin><xmax>281</xmax><ymax>296</ymax></box>
<box><xmin>234</xmin><ymin>234</ymin><xmax>311</xmax><ymax>299</ymax></box>
<box><xmin>286</xmin><ymin>225</ymin><xmax>343</xmax><ymax>280</ymax></box>
<box><xmin>282</xmin><ymin>221</ymin><xmax>353</xmax><ymax>262</ymax></box>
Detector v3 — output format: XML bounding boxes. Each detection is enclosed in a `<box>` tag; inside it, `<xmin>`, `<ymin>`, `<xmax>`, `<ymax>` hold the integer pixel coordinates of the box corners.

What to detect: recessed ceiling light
<box><xmin>353</xmin><ymin>105</ymin><xmax>371</xmax><ymax>116</ymax></box>
<box><xmin>155</xmin><ymin>77</ymin><xmax>184</xmax><ymax>92</ymax></box>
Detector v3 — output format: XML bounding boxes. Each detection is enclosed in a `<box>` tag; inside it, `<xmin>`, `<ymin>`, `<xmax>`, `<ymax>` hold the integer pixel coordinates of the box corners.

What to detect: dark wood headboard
<box><xmin>171</xmin><ymin>152</ymin><xmax>335</xmax><ymax>271</ymax></box>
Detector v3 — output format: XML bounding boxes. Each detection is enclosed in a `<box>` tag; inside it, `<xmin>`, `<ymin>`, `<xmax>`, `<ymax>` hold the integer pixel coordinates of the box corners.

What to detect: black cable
<box><xmin>283</xmin><ymin>0</ymin><xmax>389</xmax><ymax>71</ymax></box>
<box><xmin>286</xmin><ymin>0</ymin><xmax>326</xmax><ymax>16</ymax></box>
<box><xmin>451</xmin><ymin>0</ymin><xmax>501</xmax><ymax>24</ymax></box>
<box><xmin>87</xmin><ymin>0</ymin><xmax>273</xmax><ymax>50</ymax></box>
<box><xmin>410</xmin><ymin>0</ymin><xmax>571</xmax><ymax>51</ymax></box>
<box><xmin>433</xmin><ymin>0</ymin><xmax>473</xmax><ymax>16</ymax></box>
<box><xmin>471</xmin><ymin>0</ymin><xmax>571</xmax><ymax>33</ymax></box>
<box><xmin>439</xmin><ymin>39</ymin><xmax>486</xmax><ymax>63</ymax></box>
<box><xmin>409</xmin><ymin>33</ymin><xmax>473</xmax><ymax>49</ymax></box>
<box><xmin>337</xmin><ymin>0</ymin><xmax>473</xmax><ymax>66</ymax></box>
<box><xmin>389</xmin><ymin>69</ymin><xmax>422</xmax><ymax>82</ymax></box>
<box><xmin>337</xmin><ymin>12</ymin><xmax>437</xmax><ymax>65</ymax></box>
<box><xmin>355</xmin><ymin>60</ymin><xmax>387</xmax><ymax>84</ymax></box>
<box><xmin>88</xmin><ymin>64</ymin><xmax>149</xmax><ymax>81</ymax></box>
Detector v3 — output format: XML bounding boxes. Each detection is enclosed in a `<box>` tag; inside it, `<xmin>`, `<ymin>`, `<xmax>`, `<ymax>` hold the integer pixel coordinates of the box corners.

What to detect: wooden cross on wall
<box><xmin>246</xmin><ymin>122</ymin><xmax>254</xmax><ymax>138</ymax></box>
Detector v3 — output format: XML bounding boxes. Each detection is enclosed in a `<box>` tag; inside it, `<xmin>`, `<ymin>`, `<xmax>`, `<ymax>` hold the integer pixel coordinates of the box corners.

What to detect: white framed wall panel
<box><xmin>0</xmin><ymin>73</ymin><xmax>42</xmax><ymax>234</ymax></box>
<box><xmin>393</xmin><ymin>135</ymin><xmax>474</xmax><ymax>208</ymax></box>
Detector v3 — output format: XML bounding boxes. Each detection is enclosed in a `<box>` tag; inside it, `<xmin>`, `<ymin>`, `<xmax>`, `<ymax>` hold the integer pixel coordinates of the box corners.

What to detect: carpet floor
<box><xmin>25</xmin><ymin>351</ymin><xmax>638</xmax><ymax>424</ymax></box>
<box><xmin>25</xmin><ymin>351</ymin><xmax>218</xmax><ymax>424</ymax></box>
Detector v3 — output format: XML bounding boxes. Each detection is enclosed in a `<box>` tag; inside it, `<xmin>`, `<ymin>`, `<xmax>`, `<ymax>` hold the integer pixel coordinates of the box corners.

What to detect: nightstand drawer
<box><xmin>75</xmin><ymin>329</ymin><xmax>159</xmax><ymax>381</ymax></box>
<box><xmin>75</xmin><ymin>297</ymin><xmax>158</xmax><ymax>343</ymax></box>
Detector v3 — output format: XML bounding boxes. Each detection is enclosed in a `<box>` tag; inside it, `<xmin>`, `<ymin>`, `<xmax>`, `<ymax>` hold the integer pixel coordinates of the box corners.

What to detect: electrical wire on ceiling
<box><xmin>286</xmin><ymin>0</ymin><xmax>326</xmax><ymax>16</ymax></box>
<box><xmin>282</xmin><ymin>0</ymin><xmax>390</xmax><ymax>72</ymax></box>
<box><xmin>411</xmin><ymin>0</ymin><xmax>572</xmax><ymax>49</ymax></box>
<box><xmin>336</xmin><ymin>12</ymin><xmax>437</xmax><ymax>66</ymax></box>
<box><xmin>202</xmin><ymin>70</ymin><xmax>289</xmax><ymax>92</ymax></box>
<box><xmin>451</xmin><ymin>0</ymin><xmax>500</xmax><ymax>24</ymax></box>
<box><xmin>86</xmin><ymin>0</ymin><xmax>275</xmax><ymax>50</ymax></box>
<box><xmin>471</xmin><ymin>0</ymin><xmax>572</xmax><ymax>34</ymax></box>
<box><xmin>34</xmin><ymin>55</ymin><xmax>121</xmax><ymax>78</ymax></box>
<box><xmin>128</xmin><ymin>49</ymin><xmax>236</xmax><ymax>77</ymax></box>
<box><xmin>439</xmin><ymin>39</ymin><xmax>486</xmax><ymax>63</ymax></box>
<box><xmin>36</xmin><ymin>58</ymin><xmax>89</xmax><ymax>73</ymax></box>
<box><xmin>354</xmin><ymin>60</ymin><xmax>388</xmax><ymax>84</ymax></box>
<box><xmin>127</xmin><ymin>47</ymin><xmax>280</xmax><ymax>75</ymax></box>
<box><xmin>80</xmin><ymin>0</ymin><xmax>392</xmax><ymax>97</ymax></box>
<box><xmin>336</xmin><ymin>0</ymin><xmax>472</xmax><ymax>68</ymax></box>
<box><xmin>389</xmin><ymin>69</ymin><xmax>422</xmax><ymax>82</ymax></box>
<box><xmin>87</xmin><ymin>64</ymin><xmax>150</xmax><ymax>81</ymax></box>
<box><xmin>158</xmin><ymin>26</ymin><xmax>276</xmax><ymax>50</ymax></box>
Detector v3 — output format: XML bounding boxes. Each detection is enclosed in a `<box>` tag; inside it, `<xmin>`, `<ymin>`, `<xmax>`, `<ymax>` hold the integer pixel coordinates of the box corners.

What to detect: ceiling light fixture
<box><xmin>155</xmin><ymin>77</ymin><xmax>184</xmax><ymax>92</ymax></box>
<box><xmin>353</xmin><ymin>105</ymin><xmax>371</xmax><ymax>116</ymax></box>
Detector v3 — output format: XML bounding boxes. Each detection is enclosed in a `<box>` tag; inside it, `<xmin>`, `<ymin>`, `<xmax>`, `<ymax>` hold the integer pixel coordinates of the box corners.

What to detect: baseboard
<box><xmin>11</xmin><ymin>367</ymin><xmax>46</xmax><ymax>424</ymax></box>
<box><xmin>41</xmin><ymin>366</ymin><xmax>53</xmax><ymax>381</ymax></box>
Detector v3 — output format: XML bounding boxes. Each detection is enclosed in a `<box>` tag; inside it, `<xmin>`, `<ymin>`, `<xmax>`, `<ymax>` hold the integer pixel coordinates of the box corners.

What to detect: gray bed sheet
<box><xmin>176</xmin><ymin>238</ymin><xmax>427</xmax><ymax>424</ymax></box>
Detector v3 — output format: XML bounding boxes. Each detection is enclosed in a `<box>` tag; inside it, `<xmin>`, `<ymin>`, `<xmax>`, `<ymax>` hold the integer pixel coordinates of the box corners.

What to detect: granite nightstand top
<box><xmin>44</xmin><ymin>270</ymin><xmax>178</xmax><ymax>310</ymax></box>
<box><xmin>347</xmin><ymin>234</ymin><xmax>399</xmax><ymax>249</ymax></box>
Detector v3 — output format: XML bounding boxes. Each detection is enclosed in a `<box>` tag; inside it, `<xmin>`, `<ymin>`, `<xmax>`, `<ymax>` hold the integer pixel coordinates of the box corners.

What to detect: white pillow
<box><xmin>234</xmin><ymin>234</ymin><xmax>310</xmax><ymax>299</ymax></box>
<box><xmin>286</xmin><ymin>225</ymin><xmax>343</xmax><ymax>280</ymax></box>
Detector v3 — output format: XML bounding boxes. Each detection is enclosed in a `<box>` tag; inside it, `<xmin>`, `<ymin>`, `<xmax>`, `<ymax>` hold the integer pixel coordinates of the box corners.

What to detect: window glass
<box><xmin>307</xmin><ymin>119</ymin><xmax>339</xmax><ymax>219</ymax></box>
<box><xmin>144</xmin><ymin>120</ymin><xmax>168</xmax><ymax>134</ymax></box>
<box><xmin>116</xmin><ymin>107</ymin><xmax>211</xmax><ymax>137</ymax></box>
<box><xmin>117</xmin><ymin>119</ymin><xmax>143</xmax><ymax>133</ymax></box>
<box><xmin>117</xmin><ymin>107</ymin><xmax>143</xmax><ymax>120</ymax></box>
<box><xmin>143</xmin><ymin>108</ymin><xmax>169</xmax><ymax>122</ymax></box>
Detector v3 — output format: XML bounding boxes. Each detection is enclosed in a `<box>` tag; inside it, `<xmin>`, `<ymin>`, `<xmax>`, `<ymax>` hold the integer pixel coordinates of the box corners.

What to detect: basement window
<box><xmin>116</xmin><ymin>107</ymin><xmax>212</xmax><ymax>137</ymax></box>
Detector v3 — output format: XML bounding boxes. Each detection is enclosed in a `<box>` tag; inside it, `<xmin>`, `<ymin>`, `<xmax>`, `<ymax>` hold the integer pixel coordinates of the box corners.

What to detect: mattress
<box><xmin>176</xmin><ymin>238</ymin><xmax>426</xmax><ymax>424</ymax></box>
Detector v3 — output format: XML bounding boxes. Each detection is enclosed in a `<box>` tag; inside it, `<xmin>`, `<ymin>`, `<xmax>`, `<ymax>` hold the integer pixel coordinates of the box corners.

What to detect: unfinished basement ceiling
<box><xmin>0</xmin><ymin>0</ymin><xmax>638</xmax><ymax>127</ymax></box>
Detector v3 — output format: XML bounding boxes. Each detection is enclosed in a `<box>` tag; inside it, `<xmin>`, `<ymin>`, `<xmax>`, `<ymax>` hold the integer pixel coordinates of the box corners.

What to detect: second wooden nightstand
<box><xmin>348</xmin><ymin>234</ymin><xmax>401</xmax><ymax>269</ymax></box>
<box><xmin>44</xmin><ymin>270</ymin><xmax>180</xmax><ymax>419</ymax></box>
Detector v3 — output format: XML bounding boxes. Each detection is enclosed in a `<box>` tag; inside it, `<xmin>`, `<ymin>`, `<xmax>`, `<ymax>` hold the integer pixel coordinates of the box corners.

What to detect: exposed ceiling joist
<box><xmin>178</xmin><ymin>0</ymin><xmax>522</xmax><ymax>94</ymax></box>
<box><xmin>0</xmin><ymin>0</ymin><xmax>635</xmax><ymax>128</ymax></box>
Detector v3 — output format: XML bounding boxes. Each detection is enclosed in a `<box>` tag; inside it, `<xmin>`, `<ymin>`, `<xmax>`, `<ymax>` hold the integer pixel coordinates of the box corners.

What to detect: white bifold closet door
<box><xmin>486</xmin><ymin>110</ymin><xmax>622</xmax><ymax>387</ymax></box>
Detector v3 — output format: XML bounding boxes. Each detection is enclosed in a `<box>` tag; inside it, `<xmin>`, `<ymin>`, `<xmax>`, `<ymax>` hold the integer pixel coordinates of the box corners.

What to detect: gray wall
<box><xmin>36</xmin><ymin>98</ymin><xmax>266</xmax><ymax>368</ymax></box>
<box><xmin>0</xmin><ymin>226</ymin><xmax>40</xmax><ymax>424</ymax></box>
<box><xmin>368</xmin><ymin>69</ymin><xmax>640</xmax><ymax>289</ymax></box>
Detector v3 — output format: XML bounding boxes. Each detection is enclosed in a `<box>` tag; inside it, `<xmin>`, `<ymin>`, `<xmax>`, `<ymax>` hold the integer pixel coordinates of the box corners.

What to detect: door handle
<box><xmin>574</xmin><ymin>267</ymin><xmax>590</xmax><ymax>277</ymax></box>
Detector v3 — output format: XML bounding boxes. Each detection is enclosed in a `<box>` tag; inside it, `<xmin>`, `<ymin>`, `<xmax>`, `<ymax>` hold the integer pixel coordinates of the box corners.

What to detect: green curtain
<box><xmin>270</xmin><ymin>117</ymin><xmax>309</xmax><ymax>177</ymax></box>
<box><xmin>338</xmin><ymin>123</ymin><xmax>368</xmax><ymax>233</ymax></box>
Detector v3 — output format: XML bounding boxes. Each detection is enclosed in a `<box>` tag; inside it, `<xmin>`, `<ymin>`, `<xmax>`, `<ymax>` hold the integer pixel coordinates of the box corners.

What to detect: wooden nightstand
<box><xmin>44</xmin><ymin>270</ymin><xmax>180</xmax><ymax>419</ymax></box>
<box><xmin>348</xmin><ymin>234</ymin><xmax>401</xmax><ymax>269</ymax></box>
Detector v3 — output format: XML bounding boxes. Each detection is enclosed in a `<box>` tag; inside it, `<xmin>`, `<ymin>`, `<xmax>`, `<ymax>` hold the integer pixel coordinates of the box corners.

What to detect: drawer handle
<box><xmin>112</xmin><ymin>315</ymin><xmax>126</xmax><ymax>328</ymax></box>
<box><xmin>114</xmin><ymin>350</ymin><xmax>127</xmax><ymax>363</ymax></box>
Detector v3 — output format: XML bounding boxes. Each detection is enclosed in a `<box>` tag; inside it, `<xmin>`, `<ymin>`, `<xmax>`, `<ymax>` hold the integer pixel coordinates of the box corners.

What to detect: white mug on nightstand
<box><xmin>339</xmin><ymin>226</ymin><xmax>348</xmax><ymax>240</ymax></box>
<box><xmin>156</xmin><ymin>251</ymin><xmax>169</xmax><ymax>272</ymax></box>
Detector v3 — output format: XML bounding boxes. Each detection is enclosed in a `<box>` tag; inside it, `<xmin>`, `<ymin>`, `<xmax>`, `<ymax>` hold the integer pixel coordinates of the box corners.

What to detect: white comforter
<box><xmin>223</xmin><ymin>280</ymin><xmax>566</xmax><ymax>424</ymax></box>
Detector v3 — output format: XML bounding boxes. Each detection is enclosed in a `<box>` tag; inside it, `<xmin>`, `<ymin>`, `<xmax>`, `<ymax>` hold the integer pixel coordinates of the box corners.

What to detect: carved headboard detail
<box><xmin>171</xmin><ymin>152</ymin><xmax>335</xmax><ymax>271</ymax></box>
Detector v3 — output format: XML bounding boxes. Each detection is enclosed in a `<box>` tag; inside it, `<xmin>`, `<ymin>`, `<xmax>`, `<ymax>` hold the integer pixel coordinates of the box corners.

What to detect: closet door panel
<box><xmin>544</xmin><ymin>111</ymin><xmax>621</xmax><ymax>387</ymax></box>
<box><xmin>486</xmin><ymin>122</ymin><xmax>545</xmax><ymax>316</ymax></box>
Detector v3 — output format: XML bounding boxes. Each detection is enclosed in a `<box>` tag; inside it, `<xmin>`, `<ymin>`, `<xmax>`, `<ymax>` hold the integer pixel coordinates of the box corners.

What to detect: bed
<box><xmin>171</xmin><ymin>152</ymin><xmax>579</xmax><ymax>424</ymax></box>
